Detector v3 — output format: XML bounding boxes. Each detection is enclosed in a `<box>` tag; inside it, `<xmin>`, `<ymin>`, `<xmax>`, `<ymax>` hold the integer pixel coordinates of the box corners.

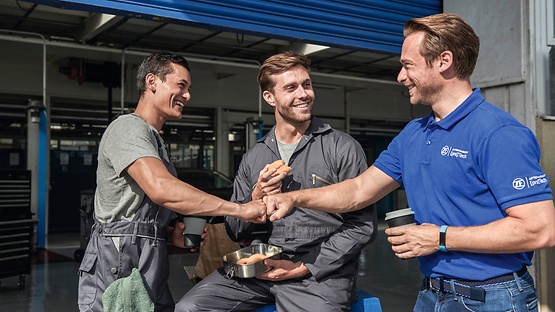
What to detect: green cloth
<box><xmin>103</xmin><ymin>268</ymin><xmax>154</xmax><ymax>312</ymax></box>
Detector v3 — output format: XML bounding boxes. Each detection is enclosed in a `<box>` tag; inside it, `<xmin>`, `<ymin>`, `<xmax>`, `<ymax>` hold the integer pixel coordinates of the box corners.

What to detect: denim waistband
<box><xmin>424</xmin><ymin>265</ymin><xmax>528</xmax><ymax>302</ymax></box>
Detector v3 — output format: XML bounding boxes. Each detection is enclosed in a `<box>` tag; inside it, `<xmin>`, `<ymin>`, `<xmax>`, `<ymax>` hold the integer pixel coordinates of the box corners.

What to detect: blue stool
<box><xmin>254</xmin><ymin>288</ymin><xmax>382</xmax><ymax>312</ymax></box>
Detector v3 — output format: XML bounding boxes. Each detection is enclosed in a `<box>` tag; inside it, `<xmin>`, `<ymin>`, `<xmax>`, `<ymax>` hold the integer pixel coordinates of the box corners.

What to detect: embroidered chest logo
<box><xmin>513</xmin><ymin>174</ymin><xmax>548</xmax><ymax>190</ymax></box>
<box><xmin>440</xmin><ymin>146</ymin><xmax>468</xmax><ymax>159</ymax></box>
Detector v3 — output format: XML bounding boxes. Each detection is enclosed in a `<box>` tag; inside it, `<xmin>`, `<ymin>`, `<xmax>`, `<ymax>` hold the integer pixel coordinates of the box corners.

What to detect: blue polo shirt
<box><xmin>374</xmin><ymin>88</ymin><xmax>552</xmax><ymax>280</ymax></box>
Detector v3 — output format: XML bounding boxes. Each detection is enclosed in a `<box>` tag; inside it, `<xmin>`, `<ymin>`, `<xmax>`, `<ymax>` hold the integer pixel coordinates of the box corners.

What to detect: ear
<box><xmin>437</xmin><ymin>51</ymin><xmax>453</xmax><ymax>73</ymax></box>
<box><xmin>146</xmin><ymin>73</ymin><xmax>157</xmax><ymax>92</ymax></box>
<box><xmin>262</xmin><ymin>90</ymin><xmax>276</xmax><ymax>108</ymax></box>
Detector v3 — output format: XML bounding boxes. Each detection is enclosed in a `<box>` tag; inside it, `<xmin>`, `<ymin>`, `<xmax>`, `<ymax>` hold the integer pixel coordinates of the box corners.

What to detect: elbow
<box><xmin>533</xmin><ymin>235</ymin><xmax>555</xmax><ymax>251</ymax></box>
<box><xmin>529</xmin><ymin>221</ymin><xmax>555</xmax><ymax>250</ymax></box>
<box><xmin>537</xmin><ymin>214</ymin><xmax>555</xmax><ymax>249</ymax></box>
<box><xmin>541</xmin><ymin>228</ymin><xmax>555</xmax><ymax>249</ymax></box>
<box><xmin>147</xmin><ymin>187</ymin><xmax>168</xmax><ymax>207</ymax></box>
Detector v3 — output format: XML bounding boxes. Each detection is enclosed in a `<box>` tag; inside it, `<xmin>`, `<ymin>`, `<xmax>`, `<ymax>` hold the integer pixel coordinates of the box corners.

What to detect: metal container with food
<box><xmin>222</xmin><ymin>243</ymin><xmax>282</xmax><ymax>278</ymax></box>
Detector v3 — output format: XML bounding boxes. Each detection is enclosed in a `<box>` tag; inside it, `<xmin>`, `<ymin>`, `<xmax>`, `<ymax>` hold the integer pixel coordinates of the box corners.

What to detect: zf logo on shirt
<box><xmin>440</xmin><ymin>146</ymin><xmax>468</xmax><ymax>159</ymax></box>
<box><xmin>512</xmin><ymin>174</ymin><xmax>548</xmax><ymax>190</ymax></box>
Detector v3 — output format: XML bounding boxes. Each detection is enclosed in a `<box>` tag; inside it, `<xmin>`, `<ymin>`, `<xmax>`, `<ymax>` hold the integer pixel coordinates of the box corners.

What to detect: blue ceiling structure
<box><xmin>26</xmin><ymin>0</ymin><xmax>441</xmax><ymax>54</ymax></box>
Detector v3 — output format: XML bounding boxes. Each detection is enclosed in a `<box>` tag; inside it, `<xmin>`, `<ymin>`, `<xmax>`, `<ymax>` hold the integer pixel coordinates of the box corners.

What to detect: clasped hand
<box><xmin>240</xmin><ymin>193</ymin><xmax>293</xmax><ymax>223</ymax></box>
<box><xmin>242</xmin><ymin>164</ymin><xmax>295</xmax><ymax>223</ymax></box>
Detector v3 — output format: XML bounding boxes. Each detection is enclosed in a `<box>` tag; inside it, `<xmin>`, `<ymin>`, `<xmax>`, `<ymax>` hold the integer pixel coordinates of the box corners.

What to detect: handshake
<box><xmin>240</xmin><ymin>160</ymin><xmax>295</xmax><ymax>223</ymax></box>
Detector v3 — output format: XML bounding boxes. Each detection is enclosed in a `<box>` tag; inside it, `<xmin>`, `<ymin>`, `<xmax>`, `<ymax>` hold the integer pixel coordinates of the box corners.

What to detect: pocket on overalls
<box><xmin>77</xmin><ymin>251</ymin><xmax>98</xmax><ymax>306</ymax></box>
<box><xmin>308</xmin><ymin>165</ymin><xmax>335</xmax><ymax>188</ymax></box>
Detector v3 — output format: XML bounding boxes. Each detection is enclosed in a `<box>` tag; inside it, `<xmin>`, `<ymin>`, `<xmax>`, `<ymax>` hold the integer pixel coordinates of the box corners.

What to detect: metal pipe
<box><xmin>121</xmin><ymin>49</ymin><xmax>126</xmax><ymax>113</ymax></box>
<box><xmin>1</xmin><ymin>30</ymin><xmax>401</xmax><ymax>117</ymax></box>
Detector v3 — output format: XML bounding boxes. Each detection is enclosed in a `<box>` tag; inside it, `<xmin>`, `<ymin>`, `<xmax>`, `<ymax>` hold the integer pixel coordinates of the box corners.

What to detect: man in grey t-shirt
<box><xmin>77</xmin><ymin>52</ymin><xmax>266</xmax><ymax>312</ymax></box>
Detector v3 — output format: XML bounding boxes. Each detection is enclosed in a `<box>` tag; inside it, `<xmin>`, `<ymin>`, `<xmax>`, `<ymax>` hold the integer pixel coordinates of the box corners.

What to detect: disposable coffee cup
<box><xmin>384</xmin><ymin>208</ymin><xmax>416</xmax><ymax>228</ymax></box>
<box><xmin>182</xmin><ymin>216</ymin><xmax>206</xmax><ymax>248</ymax></box>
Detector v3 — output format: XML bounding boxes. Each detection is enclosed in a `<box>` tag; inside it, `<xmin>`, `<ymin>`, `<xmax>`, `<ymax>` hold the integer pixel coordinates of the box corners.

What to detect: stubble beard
<box><xmin>278</xmin><ymin>107</ymin><xmax>311</xmax><ymax>126</ymax></box>
<box><xmin>411</xmin><ymin>82</ymin><xmax>442</xmax><ymax>106</ymax></box>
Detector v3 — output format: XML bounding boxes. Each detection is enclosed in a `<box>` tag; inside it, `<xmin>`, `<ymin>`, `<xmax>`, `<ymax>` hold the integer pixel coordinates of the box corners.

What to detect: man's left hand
<box><xmin>385</xmin><ymin>223</ymin><xmax>439</xmax><ymax>259</ymax></box>
<box><xmin>255</xmin><ymin>259</ymin><xmax>310</xmax><ymax>281</ymax></box>
<box><xmin>169</xmin><ymin>222</ymin><xmax>207</xmax><ymax>251</ymax></box>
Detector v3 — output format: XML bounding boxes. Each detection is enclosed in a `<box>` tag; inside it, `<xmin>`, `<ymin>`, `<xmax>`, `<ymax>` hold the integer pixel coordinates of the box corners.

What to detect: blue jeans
<box><xmin>413</xmin><ymin>272</ymin><xmax>538</xmax><ymax>312</ymax></box>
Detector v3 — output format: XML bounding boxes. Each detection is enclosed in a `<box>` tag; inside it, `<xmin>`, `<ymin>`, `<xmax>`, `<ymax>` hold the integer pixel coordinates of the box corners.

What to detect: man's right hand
<box><xmin>263</xmin><ymin>194</ymin><xmax>294</xmax><ymax>221</ymax></box>
<box><xmin>252</xmin><ymin>163</ymin><xmax>287</xmax><ymax>200</ymax></box>
<box><xmin>238</xmin><ymin>199</ymin><xmax>267</xmax><ymax>223</ymax></box>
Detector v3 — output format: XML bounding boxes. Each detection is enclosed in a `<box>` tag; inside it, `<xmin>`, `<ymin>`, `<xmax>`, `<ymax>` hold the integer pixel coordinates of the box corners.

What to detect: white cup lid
<box><xmin>384</xmin><ymin>208</ymin><xmax>415</xmax><ymax>221</ymax></box>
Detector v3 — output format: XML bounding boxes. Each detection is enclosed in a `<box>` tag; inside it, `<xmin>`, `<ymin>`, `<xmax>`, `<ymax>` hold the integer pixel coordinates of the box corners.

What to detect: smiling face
<box><xmin>263</xmin><ymin>64</ymin><xmax>314</xmax><ymax>127</ymax></box>
<box><xmin>152</xmin><ymin>62</ymin><xmax>192</xmax><ymax>121</ymax></box>
<box><xmin>397</xmin><ymin>32</ymin><xmax>442</xmax><ymax>107</ymax></box>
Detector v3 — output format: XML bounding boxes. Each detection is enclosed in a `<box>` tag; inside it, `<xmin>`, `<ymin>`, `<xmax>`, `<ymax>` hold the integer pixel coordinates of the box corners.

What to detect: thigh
<box><xmin>275</xmin><ymin>276</ymin><xmax>354</xmax><ymax>312</ymax></box>
<box><xmin>175</xmin><ymin>269</ymin><xmax>274</xmax><ymax>312</ymax></box>
<box><xmin>413</xmin><ymin>289</ymin><xmax>438</xmax><ymax>312</ymax></box>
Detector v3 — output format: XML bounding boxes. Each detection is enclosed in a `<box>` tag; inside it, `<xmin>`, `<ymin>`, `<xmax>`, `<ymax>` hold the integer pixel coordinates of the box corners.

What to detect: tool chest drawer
<box><xmin>0</xmin><ymin>219</ymin><xmax>35</xmax><ymax>289</ymax></box>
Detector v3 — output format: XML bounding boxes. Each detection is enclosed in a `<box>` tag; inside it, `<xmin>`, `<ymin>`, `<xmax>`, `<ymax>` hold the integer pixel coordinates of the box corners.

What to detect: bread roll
<box><xmin>272</xmin><ymin>165</ymin><xmax>291</xmax><ymax>177</ymax></box>
<box><xmin>268</xmin><ymin>159</ymin><xmax>285</xmax><ymax>170</ymax></box>
<box><xmin>267</xmin><ymin>159</ymin><xmax>291</xmax><ymax>177</ymax></box>
<box><xmin>246</xmin><ymin>253</ymin><xmax>268</xmax><ymax>264</ymax></box>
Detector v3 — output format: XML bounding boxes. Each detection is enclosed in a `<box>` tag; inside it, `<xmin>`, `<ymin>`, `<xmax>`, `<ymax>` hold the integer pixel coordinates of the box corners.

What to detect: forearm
<box><xmin>443</xmin><ymin>201</ymin><xmax>555</xmax><ymax>253</ymax></box>
<box><xmin>286</xmin><ymin>181</ymin><xmax>358</xmax><ymax>213</ymax></box>
<box><xmin>290</xmin><ymin>167</ymin><xmax>397</xmax><ymax>213</ymax></box>
<box><xmin>157</xmin><ymin>179</ymin><xmax>244</xmax><ymax>218</ymax></box>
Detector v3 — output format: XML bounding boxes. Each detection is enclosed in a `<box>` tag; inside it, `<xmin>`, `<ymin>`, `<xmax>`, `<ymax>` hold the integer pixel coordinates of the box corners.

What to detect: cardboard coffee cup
<box><xmin>384</xmin><ymin>208</ymin><xmax>416</xmax><ymax>228</ymax></box>
<box><xmin>182</xmin><ymin>216</ymin><xmax>206</xmax><ymax>248</ymax></box>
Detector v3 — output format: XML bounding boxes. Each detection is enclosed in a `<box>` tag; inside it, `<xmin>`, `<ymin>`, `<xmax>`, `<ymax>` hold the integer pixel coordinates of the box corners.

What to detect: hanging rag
<box><xmin>103</xmin><ymin>268</ymin><xmax>154</xmax><ymax>312</ymax></box>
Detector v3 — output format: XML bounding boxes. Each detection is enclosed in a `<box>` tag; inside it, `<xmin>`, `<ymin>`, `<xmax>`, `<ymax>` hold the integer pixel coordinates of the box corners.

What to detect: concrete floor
<box><xmin>0</xmin><ymin>222</ymin><xmax>423</xmax><ymax>312</ymax></box>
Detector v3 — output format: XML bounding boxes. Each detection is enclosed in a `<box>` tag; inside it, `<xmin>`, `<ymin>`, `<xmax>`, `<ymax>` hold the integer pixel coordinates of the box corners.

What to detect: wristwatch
<box><xmin>439</xmin><ymin>225</ymin><xmax>448</xmax><ymax>252</ymax></box>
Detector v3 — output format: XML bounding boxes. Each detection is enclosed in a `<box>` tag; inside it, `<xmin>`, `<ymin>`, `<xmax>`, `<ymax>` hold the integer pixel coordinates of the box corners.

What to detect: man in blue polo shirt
<box><xmin>264</xmin><ymin>13</ymin><xmax>555</xmax><ymax>311</ymax></box>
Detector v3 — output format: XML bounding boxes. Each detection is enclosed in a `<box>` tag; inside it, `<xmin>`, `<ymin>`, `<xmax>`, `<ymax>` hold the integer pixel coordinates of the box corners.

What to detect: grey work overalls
<box><xmin>78</xmin><ymin>132</ymin><xmax>177</xmax><ymax>312</ymax></box>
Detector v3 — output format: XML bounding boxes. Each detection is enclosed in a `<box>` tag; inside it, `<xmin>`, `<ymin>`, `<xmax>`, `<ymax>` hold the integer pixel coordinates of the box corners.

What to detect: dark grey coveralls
<box><xmin>78</xmin><ymin>131</ymin><xmax>177</xmax><ymax>312</ymax></box>
<box><xmin>176</xmin><ymin>117</ymin><xmax>377</xmax><ymax>312</ymax></box>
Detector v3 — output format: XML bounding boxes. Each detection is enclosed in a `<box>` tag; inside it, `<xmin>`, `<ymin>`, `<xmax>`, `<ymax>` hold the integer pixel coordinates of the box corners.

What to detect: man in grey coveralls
<box><xmin>176</xmin><ymin>51</ymin><xmax>377</xmax><ymax>311</ymax></box>
<box><xmin>77</xmin><ymin>52</ymin><xmax>266</xmax><ymax>312</ymax></box>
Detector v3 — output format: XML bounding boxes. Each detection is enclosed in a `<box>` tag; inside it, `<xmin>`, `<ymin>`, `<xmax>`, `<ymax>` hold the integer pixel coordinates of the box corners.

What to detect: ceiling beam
<box><xmin>287</xmin><ymin>42</ymin><xmax>329</xmax><ymax>56</ymax></box>
<box><xmin>77</xmin><ymin>13</ymin><xmax>124</xmax><ymax>41</ymax></box>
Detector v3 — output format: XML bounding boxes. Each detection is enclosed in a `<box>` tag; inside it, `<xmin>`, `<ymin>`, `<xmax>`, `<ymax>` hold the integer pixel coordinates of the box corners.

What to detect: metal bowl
<box><xmin>222</xmin><ymin>243</ymin><xmax>282</xmax><ymax>278</ymax></box>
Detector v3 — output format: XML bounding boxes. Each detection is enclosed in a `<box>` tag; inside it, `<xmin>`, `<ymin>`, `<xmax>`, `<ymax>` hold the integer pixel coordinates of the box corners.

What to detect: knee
<box><xmin>174</xmin><ymin>297</ymin><xmax>195</xmax><ymax>312</ymax></box>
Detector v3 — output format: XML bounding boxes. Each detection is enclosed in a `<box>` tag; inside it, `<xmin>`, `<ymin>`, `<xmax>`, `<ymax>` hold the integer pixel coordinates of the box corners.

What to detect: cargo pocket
<box><xmin>77</xmin><ymin>251</ymin><xmax>98</xmax><ymax>307</ymax></box>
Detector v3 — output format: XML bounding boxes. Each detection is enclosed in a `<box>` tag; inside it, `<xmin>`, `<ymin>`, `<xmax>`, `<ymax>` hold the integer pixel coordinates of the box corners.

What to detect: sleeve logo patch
<box><xmin>512</xmin><ymin>174</ymin><xmax>548</xmax><ymax>190</ymax></box>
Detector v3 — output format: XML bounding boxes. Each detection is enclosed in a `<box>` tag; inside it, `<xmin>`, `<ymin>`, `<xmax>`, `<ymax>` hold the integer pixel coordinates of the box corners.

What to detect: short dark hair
<box><xmin>404</xmin><ymin>13</ymin><xmax>480</xmax><ymax>79</ymax></box>
<box><xmin>257</xmin><ymin>51</ymin><xmax>311</xmax><ymax>93</ymax></box>
<box><xmin>136</xmin><ymin>52</ymin><xmax>191</xmax><ymax>97</ymax></box>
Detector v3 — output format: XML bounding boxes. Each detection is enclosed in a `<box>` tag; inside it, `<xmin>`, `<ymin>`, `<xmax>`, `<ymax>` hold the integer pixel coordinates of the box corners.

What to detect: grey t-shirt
<box><xmin>276</xmin><ymin>139</ymin><xmax>299</xmax><ymax>165</ymax></box>
<box><xmin>94</xmin><ymin>114</ymin><xmax>167</xmax><ymax>222</ymax></box>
